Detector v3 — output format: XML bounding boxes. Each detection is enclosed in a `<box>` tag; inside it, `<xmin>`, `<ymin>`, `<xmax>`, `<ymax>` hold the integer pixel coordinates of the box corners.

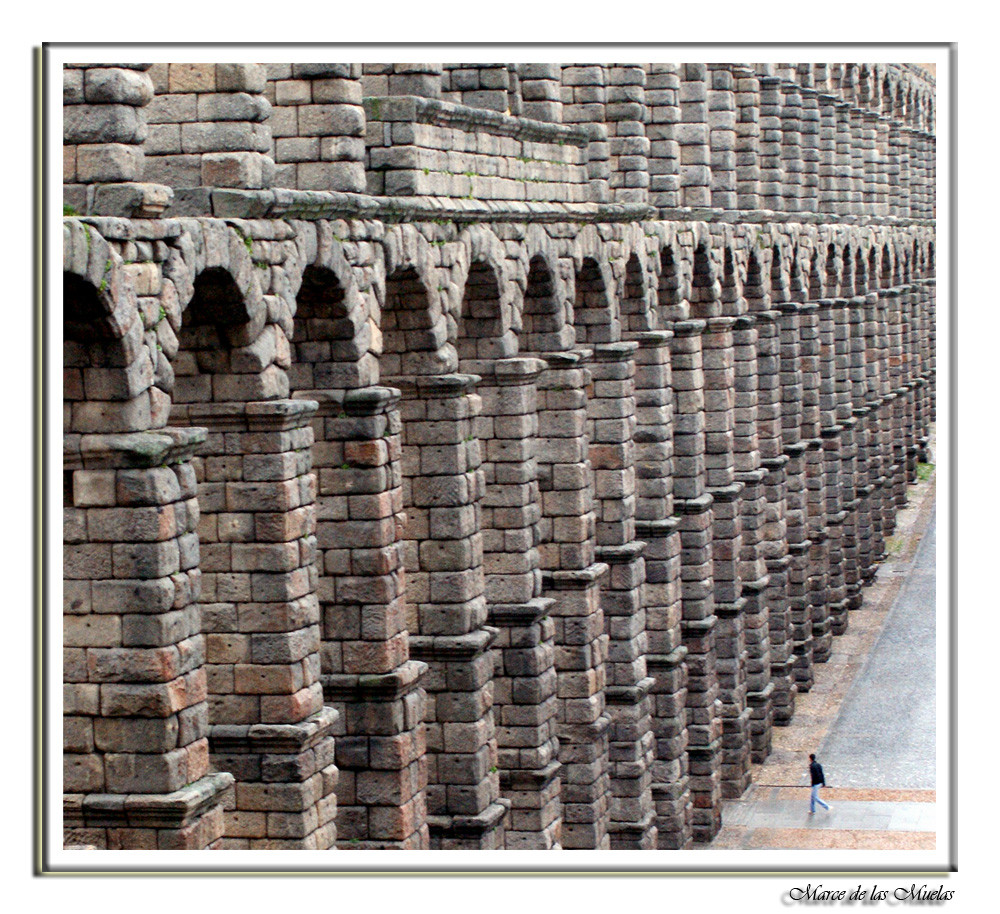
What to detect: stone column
<box><xmin>876</xmin><ymin>115</ymin><xmax>892</xmax><ymax>218</ymax></box>
<box><xmin>862</xmin><ymin>112</ymin><xmax>879</xmax><ymax>217</ymax></box>
<box><xmin>534</xmin><ymin>350</ymin><xmax>611</xmax><ymax>850</ymax></box>
<box><xmin>848</xmin><ymin>107</ymin><xmax>866</xmax><ymax>216</ymax></box>
<box><xmin>63</xmin><ymin>428</ymin><xmax>233</xmax><ymax>850</ymax></box>
<box><xmin>847</xmin><ymin>295</ymin><xmax>875</xmax><ymax>588</ymax></box>
<box><xmin>464</xmin><ymin>357</ymin><xmax>560</xmax><ymax>850</ymax></box>
<box><xmin>817</xmin><ymin>299</ymin><xmax>848</xmax><ymax>635</ymax></box>
<box><xmin>679</xmin><ymin>64</ymin><xmax>713</xmax><ymax>210</ymax></box>
<box><xmin>63</xmin><ymin>64</ymin><xmax>172</xmax><ymax>218</ymax></box>
<box><xmin>758</xmin><ymin>77</ymin><xmax>784</xmax><ymax>213</ymax></box>
<box><xmin>562</xmin><ymin>65</ymin><xmax>610</xmax><ymax>203</ymax></box>
<box><xmin>800</xmin><ymin>88</ymin><xmax>820</xmax><ymax>215</ymax></box>
<box><xmin>734</xmin><ymin>66</ymin><xmax>761</xmax><ymax>211</ymax></box>
<box><xmin>630</xmin><ymin>330</ymin><xmax>691</xmax><ymax>848</ymax></box>
<box><xmin>732</xmin><ymin>310</ymin><xmax>771</xmax><ymax>762</ymax></box>
<box><xmin>588</xmin><ymin>342</ymin><xmax>656</xmax><ymax>849</ymax></box>
<box><xmin>799</xmin><ymin>301</ymin><xmax>830</xmax><ymax>663</ymax></box>
<box><xmin>303</xmin><ymin>386</ymin><xmax>429</xmax><ymax>849</ymax></box>
<box><xmin>883</xmin><ymin>287</ymin><xmax>909</xmax><ymax>512</ymax></box>
<box><xmin>779</xmin><ymin>80</ymin><xmax>803</xmax><ymax>214</ymax></box>
<box><xmin>518</xmin><ymin>64</ymin><xmax>563</xmax><ymax>124</ymax></box>
<box><xmin>873</xmin><ymin>291</ymin><xmax>897</xmax><ymax>541</ymax></box>
<box><xmin>817</xmin><ymin>92</ymin><xmax>838</xmax><ymax>215</ymax></box>
<box><xmin>669</xmin><ymin>319</ymin><xmax>721</xmax><ymax>843</ymax></box>
<box><xmin>606</xmin><ymin>65</ymin><xmax>650</xmax><ymax>205</ymax></box>
<box><xmin>835</xmin><ymin>297</ymin><xmax>862</xmax><ymax>612</ymax></box>
<box><xmin>442</xmin><ymin>63</ymin><xmax>511</xmax><ymax>112</ymax></box>
<box><xmin>708</xmin><ymin>64</ymin><xmax>737</xmax><ymax>211</ymax></box>
<box><xmin>834</xmin><ymin>101</ymin><xmax>854</xmax><ymax>216</ymax></box>
<box><xmin>756</xmin><ymin>306</ymin><xmax>794</xmax><ymax>724</ymax></box>
<box><xmin>703</xmin><ymin>314</ymin><xmax>748</xmax><ymax>798</ymax></box>
<box><xmin>777</xmin><ymin>301</ymin><xmax>812</xmax><ymax>692</ymax></box>
<box><xmin>861</xmin><ymin>291</ymin><xmax>886</xmax><ymax>576</ymax></box>
<box><xmin>391</xmin><ymin>373</ymin><xmax>507</xmax><ymax>850</ymax></box>
<box><xmin>177</xmin><ymin>399</ymin><xmax>339</xmax><ymax>849</ymax></box>
<box><xmin>646</xmin><ymin>64</ymin><xmax>681</xmax><ymax>210</ymax></box>
<box><xmin>144</xmin><ymin>63</ymin><xmax>274</xmax><ymax>217</ymax></box>
<box><xmin>266</xmin><ymin>64</ymin><xmax>366</xmax><ymax>194</ymax></box>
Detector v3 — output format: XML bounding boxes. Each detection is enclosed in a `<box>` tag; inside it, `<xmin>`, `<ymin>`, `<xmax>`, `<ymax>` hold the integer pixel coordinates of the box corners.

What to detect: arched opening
<box><xmin>521</xmin><ymin>255</ymin><xmax>565</xmax><ymax>355</ymax></box>
<box><xmin>289</xmin><ymin>264</ymin><xmax>363</xmax><ymax>393</ymax></box>
<box><xmin>574</xmin><ymin>256</ymin><xmax>618</xmax><ymax>345</ymax></box>
<box><xmin>689</xmin><ymin>244</ymin><xmax>718</xmax><ymax>320</ymax></box>
<box><xmin>380</xmin><ymin>266</ymin><xmax>445</xmax><ymax>378</ymax></box>
<box><xmin>621</xmin><ymin>253</ymin><xmax>653</xmax><ymax>334</ymax></box>
<box><xmin>854</xmin><ymin>249</ymin><xmax>867</xmax><ymax>296</ymax></box>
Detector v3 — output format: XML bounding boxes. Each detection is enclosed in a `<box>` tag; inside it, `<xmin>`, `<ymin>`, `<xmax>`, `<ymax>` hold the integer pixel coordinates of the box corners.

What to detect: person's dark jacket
<box><xmin>810</xmin><ymin>760</ymin><xmax>826</xmax><ymax>786</ymax></box>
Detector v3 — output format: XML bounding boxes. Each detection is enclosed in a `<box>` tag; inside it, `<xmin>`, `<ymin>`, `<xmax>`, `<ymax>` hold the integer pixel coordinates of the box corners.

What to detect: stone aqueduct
<box><xmin>61</xmin><ymin>61</ymin><xmax>936</xmax><ymax>850</ymax></box>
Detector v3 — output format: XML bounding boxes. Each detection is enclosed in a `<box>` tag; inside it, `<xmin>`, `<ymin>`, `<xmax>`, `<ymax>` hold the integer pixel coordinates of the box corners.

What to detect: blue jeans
<box><xmin>810</xmin><ymin>784</ymin><xmax>830</xmax><ymax>812</ymax></box>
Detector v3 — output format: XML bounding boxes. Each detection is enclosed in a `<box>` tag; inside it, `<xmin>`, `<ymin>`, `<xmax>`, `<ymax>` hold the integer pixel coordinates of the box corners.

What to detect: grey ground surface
<box><xmin>818</xmin><ymin>508</ymin><xmax>938</xmax><ymax>790</ymax></box>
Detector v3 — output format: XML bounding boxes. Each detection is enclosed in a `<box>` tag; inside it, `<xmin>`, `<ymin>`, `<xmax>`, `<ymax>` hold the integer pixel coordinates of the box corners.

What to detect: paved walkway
<box><xmin>710</xmin><ymin>458</ymin><xmax>938</xmax><ymax>852</ymax></box>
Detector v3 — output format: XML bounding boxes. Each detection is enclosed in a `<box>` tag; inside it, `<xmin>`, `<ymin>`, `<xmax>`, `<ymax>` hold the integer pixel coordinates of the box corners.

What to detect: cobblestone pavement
<box><xmin>709</xmin><ymin>455</ymin><xmax>938</xmax><ymax>851</ymax></box>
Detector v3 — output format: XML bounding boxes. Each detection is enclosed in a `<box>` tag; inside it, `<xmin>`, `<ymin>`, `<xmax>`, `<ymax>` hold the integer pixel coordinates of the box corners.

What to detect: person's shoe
<box><xmin>825</xmin><ymin>805</ymin><xmax>833</xmax><ymax>812</ymax></box>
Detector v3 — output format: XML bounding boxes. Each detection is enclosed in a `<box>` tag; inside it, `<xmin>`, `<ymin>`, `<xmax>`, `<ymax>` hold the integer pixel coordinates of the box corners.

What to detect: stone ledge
<box><xmin>64</xmin><ymin>772</ymin><xmax>233</xmax><ymax>830</ymax></box>
<box><xmin>322</xmin><ymin>660</ymin><xmax>427</xmax><ymax>703</ymax></box>
<box><xmin>208</xmin><ymin>705</ymin><xmax>339</xmax><ymax>754</ymax></box>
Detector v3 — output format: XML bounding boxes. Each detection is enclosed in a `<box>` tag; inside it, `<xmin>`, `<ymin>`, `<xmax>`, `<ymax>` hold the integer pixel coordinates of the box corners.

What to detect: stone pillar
<box><xmin>702</xmin><ymin>315</ymin><xmax>748</xmax><ymax>798</ymax></box>
<box><xmin>442</xmin><ymin>64</ymin><xmax>511</xmax><ymax>112</ymax></box>
<box><xmin>535</xmin><ymin>350</ymin><xmax>611</xmax><ymax>850</ymax></box>
<box><xmin>177</xmin><ymin>399</ymin><xmax>338</xmax><ymax>849</ymax></box>
<box><xmin>588</xmin><ymin>342</ymin><xmax>656</xmax><ymax>849</ymax></box>
<box><xmin>518</xmin><ymin>64</ymin><xmax>564</xmax><ymax>124</ymax></box>
<box><xmin>669</xmin><ymin>319</ymin><xmax>721</xmax><ymax>843</ymax></box>
<box><xmin>779</xmin><ymin>81</ymin><xmax>803</xmax><ymax>214</ymax></box>
<box><xmin>817</xmin><ymin>92</ymin><xmax>838</xmax><ymax>215</ymax></box>
<box><xmin>63</xmin><ymin>428</ymin><xmax>232</xmax><ymax>850</ymax></box>
<box><xmin>758</xmin><ymin>77</ymin><xmax>783</xmax><ymax>213</ymax></box>
<box><xmin>873</xmin><ymin>291</ymin><xmax>897</xmax><ymax>541</ymax></box>
<box><xmin>862</xmin><ymin>112</ymin><xmax>879</xmax><ymax>217</ymax></box>
<box><xmin>464</xmin><ymin>357</ymin><xmax>561</xmax><ymax>850</ymax></box>
<box><xmin>861</xmin><ymin>291</ymin><xmax>886</xmax><ymax>575</ymax></box>
<box><xmin>63</xmin><ymin>64</ymin><xmax>172</xmax><ymax>218</ymax></box>
<box><xmin>708</xmin><ymin>64</ymin><xmax>737</xmax><ymax>211</ymax></box>
<box><xmin>391</xmin><ymin>373</ymin><xmax>507</xmax><ymax>850</ymax></box>
<box><xmin>679</xmin><ymin>64</ymin><xmax>713</xmax><ymax>210</ymax></box>
<box><xmin>883</xmin><ymin>287</ymin><xmax>909</xmax><ymax>512</ymax></box>
<box><xmin>265</xmin><ymin>64</ymin><xmax>367</xmax><ymax>194</ymax></box>
<box><xmin>835</xmin><ymin>297</ymin><xmax>862</xmax><ymax>612</ymax></box>
<box><xmin>817</xmin><ymin>299</ymin><xmax>848</xmax><ymax>636</ymax></box>
<box><xmin>756</xmin><ymin>306</ymin><xmax>794</xmax><ymax>725</ymax></box>
<box><xmin>800</xmin><ymin>88</ymin><xmax>820</xmax><ymax>214</ymax></box>
<box><xmin>646</xmin><ymin>64</ymin><xmax>681</xmax><ymax>210</ymax></box>
<box><xmin>848</xmin><ymin>108</ymin><xmax>866</xmax><ymax>216</ymax></box>
<box><xmin>144</xmin><ymin>63</ymin><xmax>274</xmax><ymax>217</ymax></box>
<box><xmin>734</xmin><ymin>66</ymin><xmax>761</xmax><ymax>211</ymax></box>
<box><xmin>777</xmin><ymin>300</ymin><xmax>812</xmax><ymax>692</ymax></box>
<box><xmin>834</xmin><ymin>101</ymin><xmax>854</xmax><ymax>216</ymax></box>
<box><xmin>876</xmin><ymin>115</ymin><xmax>892</xmax><ymax>218</ymax></box>
<box><xmin>630</xmin><ymin>330</ymin><xmax>691</xmax><ymax>848</ymax></box>
<box><xmin>732</xmin><ymin>310</ymin><xmax>771</xmax><ymax>762</ymax></box>
<box><xmin>303</xmin><ymin>386</ymin><xmax>429</xmax><ymax>849</ymax></box>
<box><xmin>799</xmin><ymin>301</ymin><xmax>830</xmax><ymax>664</ymax></box>
<box><xmin>562</xmin><ymin>65</ymin><xmax>610</xmax><ymax>203</ymax></box>
<box><xmin>606</xmin><ymin>65</ymin><xmax>650</xmax><ymax>205</ymax></box>
<box><xmin>847</xmin><ymin>295</ymin><xmax>875</xmax><ymax>588</ymax></box>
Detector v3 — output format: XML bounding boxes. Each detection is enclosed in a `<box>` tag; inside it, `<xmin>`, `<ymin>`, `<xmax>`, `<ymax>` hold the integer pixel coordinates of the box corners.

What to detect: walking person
<box><xmin>809</xmin><ymin>753</ymin><xmax>832</xmax><ymax>814</ymax></box>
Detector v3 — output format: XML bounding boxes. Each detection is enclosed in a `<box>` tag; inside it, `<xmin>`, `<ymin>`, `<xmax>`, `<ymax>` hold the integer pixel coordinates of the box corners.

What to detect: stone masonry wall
<box><xmin>61</xmin><ymin>59</ymin><xmax>936</xmax><ymax>851</ymax></box>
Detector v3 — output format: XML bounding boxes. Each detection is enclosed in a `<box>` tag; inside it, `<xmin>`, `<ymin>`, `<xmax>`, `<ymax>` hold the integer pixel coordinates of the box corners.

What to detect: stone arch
<box><xmin>808</xmin><ymin>249</ymin><xmax>824</xmax><ymax>300</ymax></box>
<box><xmin>770</xmin><ymin>243</ymin><xmax>790</xmax><ymax>304</ymax></box>
<box><xmin>720</xmin><ymin>246</ymin><xmax>741</xmax><ymax>318</ymax></box>
<box><xmin>521</xmin><ymin>248</ymin><xmax>571</xmax><ymax>354</ymax></box>
<box><xmin>854</xmin><ymin>246</ymin><xmax>868</xmax><ymax>296</ymax></box>
<box><xmin>571</xmin><ymin>225</ymin><xmax>620</xmax><ymax>345</ymax></box>
<box><xmin>454</xmin><ymin>225</ymin><xmax>517</xmax><ymax>361</ymax></box>
<box><xmin>287</xmin><ymin>222</ymin><xmax>374</xmax><ymax>393</ymax></box>
<box><xmin>620</xmin><ymin>250</ymin><xmax>655</xmax><ymax>334</ymax></box>
<box><xmin>656</xmin><ymin>243</ymin><xmax>685</xmax><ymax>323</ymax></box>
<box><xmin>880</xmin><ymin>243</ymin><xmax>893</xmax><ymax>289</ymax></box>
<box><xmin>63</xmin><ymin>221</ymin><xmax>152</xmax><ymax>435</ymax></box>
<box><xmin>744</xmin><ymin>248</ymin><xmax>768</xmax><ymax>312</ymax></box>
<box><xmin>377</xmin><ymin>224</ymin><xmax>454</xmax><ymax>378</ymax></box>
<box><xmin>824</xmin><ymin>243</ymin><xmax>840</xmax><ymax>296</ymax></box>
<box><xmin>842</xmin><ymin>245</ymin><xmax>856</xmax><ymax>297</ymax></box>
